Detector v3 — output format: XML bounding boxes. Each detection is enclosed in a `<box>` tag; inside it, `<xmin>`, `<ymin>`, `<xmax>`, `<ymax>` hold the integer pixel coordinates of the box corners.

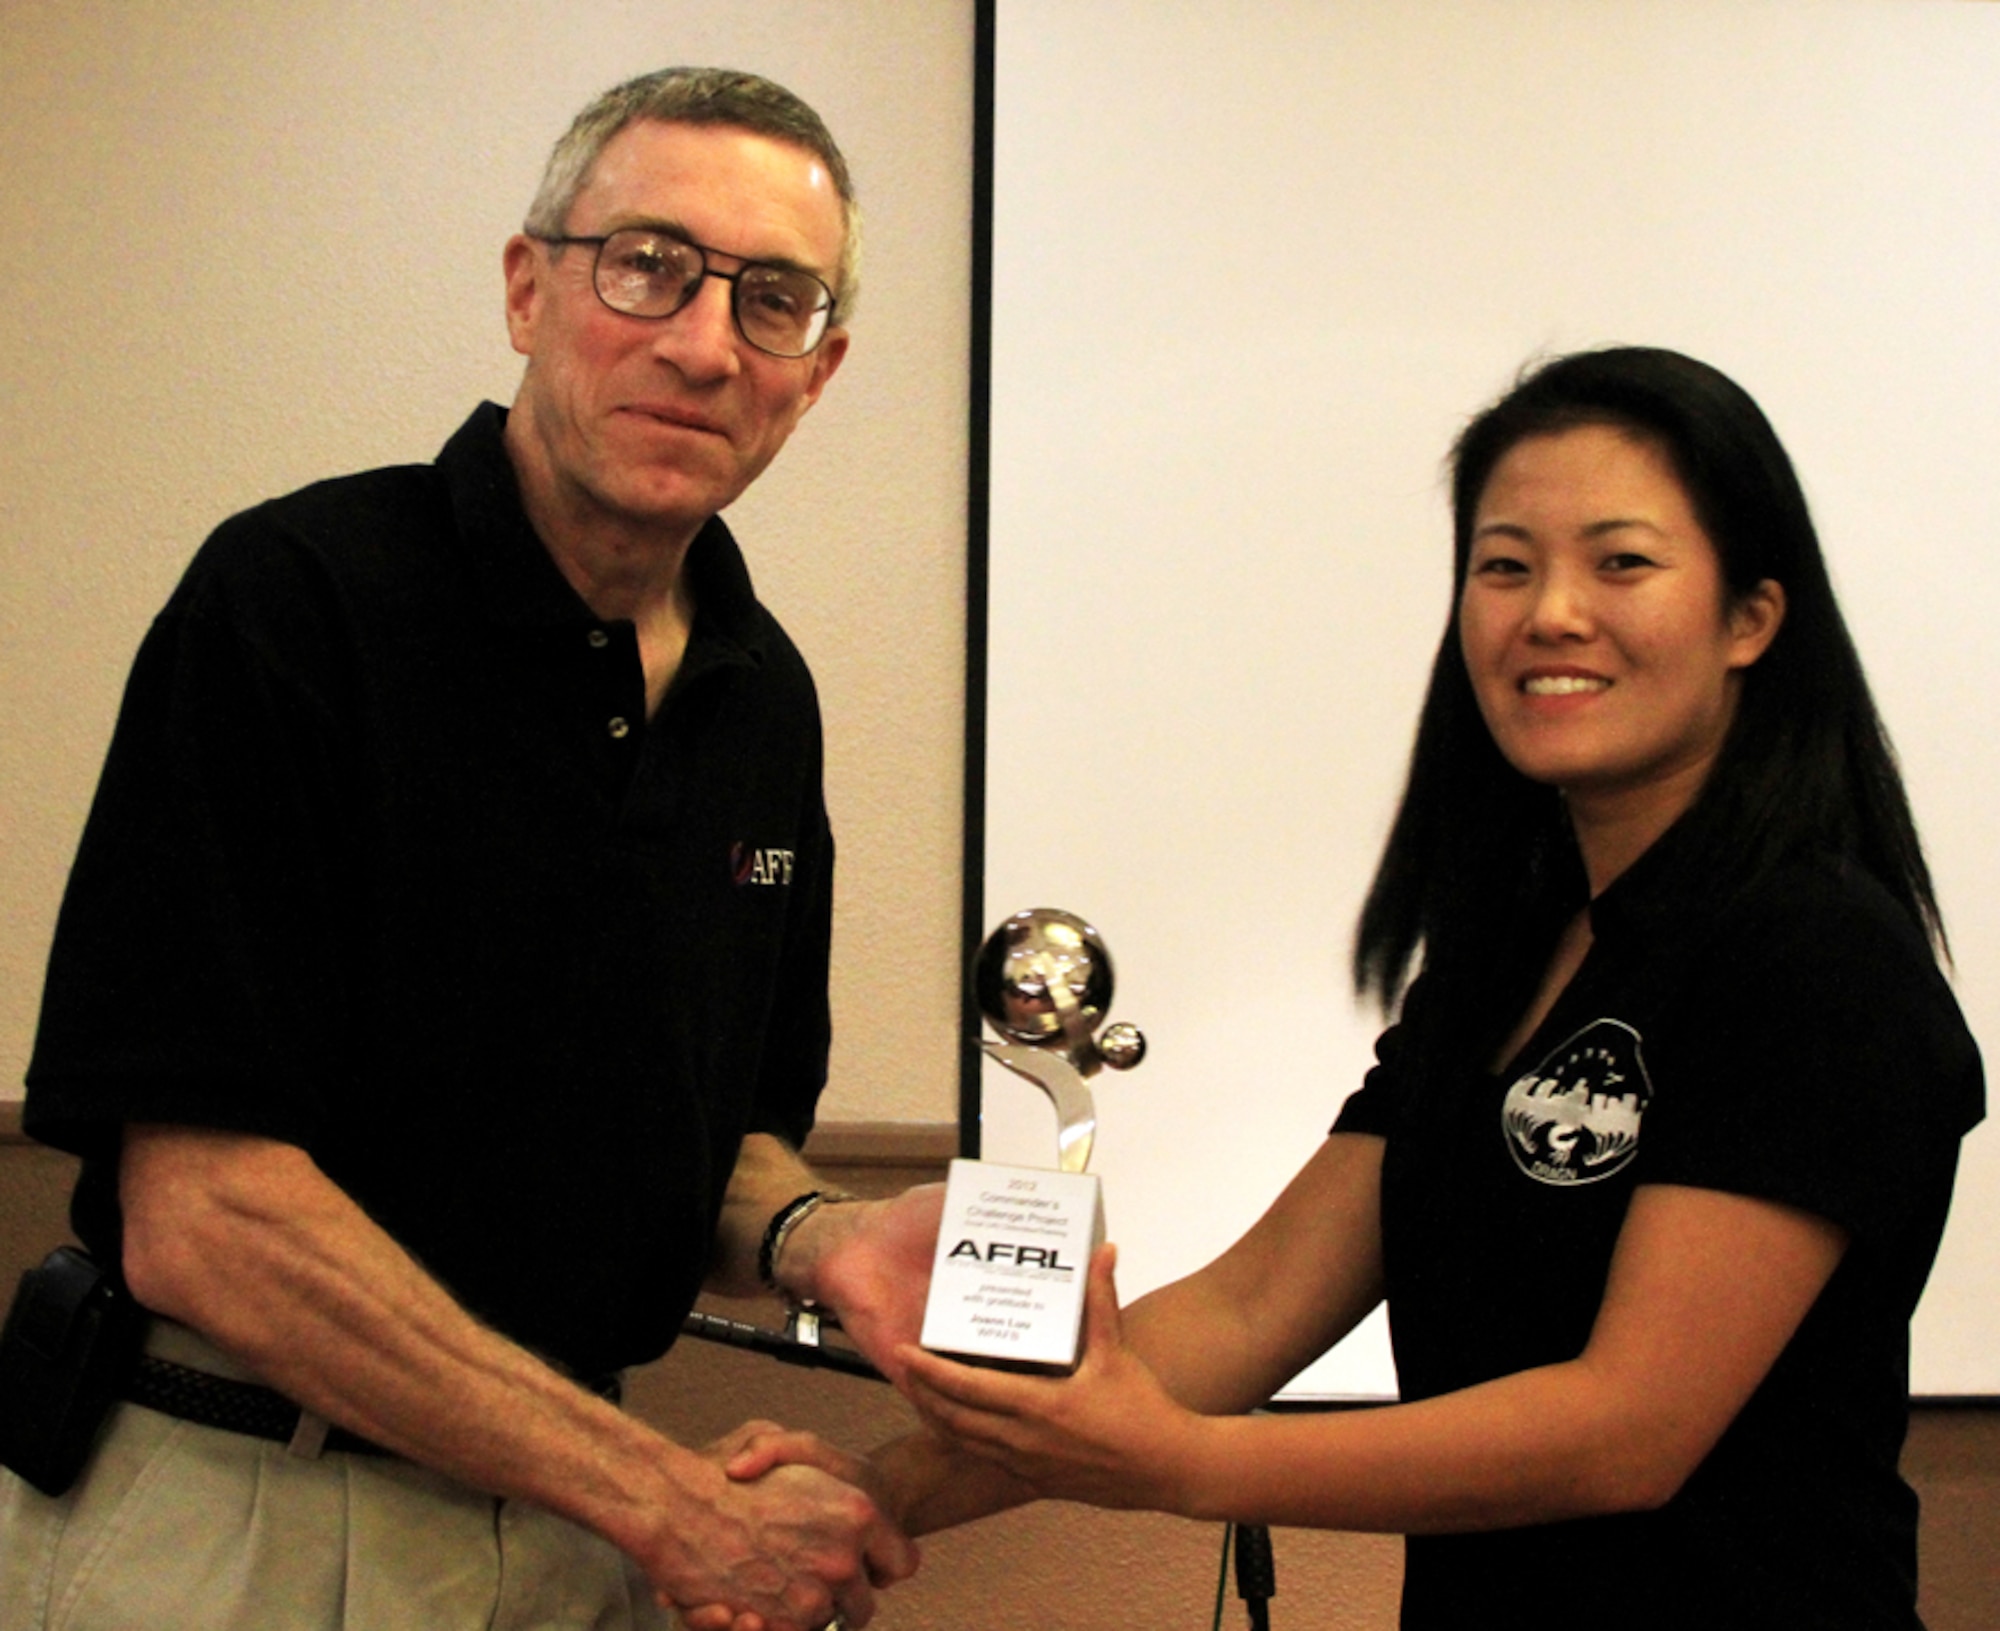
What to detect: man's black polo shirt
<box><xmin>28</xmin><ymin>403</ymin><xmax>834</xmax><ymax>1378</ymax></box>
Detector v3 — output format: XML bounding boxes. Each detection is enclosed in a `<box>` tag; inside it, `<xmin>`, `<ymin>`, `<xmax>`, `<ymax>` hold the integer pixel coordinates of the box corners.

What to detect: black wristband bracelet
<box><xmin>757</xmin><ymin>1189</ymin><xmax>850</xmax><ymax>1298</ymax></box>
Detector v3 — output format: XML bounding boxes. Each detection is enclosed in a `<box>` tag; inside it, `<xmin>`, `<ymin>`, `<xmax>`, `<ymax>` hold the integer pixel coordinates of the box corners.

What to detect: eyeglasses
<box><xmin>532</xmin><ymin>228</ymin><xmax>838</xmax><ymax>359</ymax></box>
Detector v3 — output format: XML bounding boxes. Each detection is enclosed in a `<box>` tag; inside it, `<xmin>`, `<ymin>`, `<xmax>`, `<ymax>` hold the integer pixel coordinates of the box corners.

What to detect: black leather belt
<box><xmin>125</xmin><ymin>1355</ymin><xmax>391</xmax><ymax>1454</ymax></box>
<box><xmin>123</xmin><ymin>1355</ymin><xmax>623</xmax><ymax>1456</ymax></box>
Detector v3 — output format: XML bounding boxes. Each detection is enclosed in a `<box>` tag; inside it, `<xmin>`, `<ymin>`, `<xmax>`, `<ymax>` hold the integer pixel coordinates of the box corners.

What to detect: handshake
<box><xmin>667</xmin><ymin>1415</ymin><xmax>921</xmax><ymax>1631</ymax></box>
<box><xmin>647</xmin><ymin>1166</ymin><xmax>1112</xmax><ymax>1631</ymax></box>
<box><xmin>630</xmin><ymin>1179</ymin><xmax>979</xmax><ymax>1631</ymax></box>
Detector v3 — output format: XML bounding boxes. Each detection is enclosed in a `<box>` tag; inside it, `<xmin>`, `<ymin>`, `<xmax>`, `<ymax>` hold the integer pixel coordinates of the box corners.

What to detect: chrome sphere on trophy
<box><xmin>973</xmin><ymin>908</ymin><xmax>1146</xmax><ymax>1173</ymax></box>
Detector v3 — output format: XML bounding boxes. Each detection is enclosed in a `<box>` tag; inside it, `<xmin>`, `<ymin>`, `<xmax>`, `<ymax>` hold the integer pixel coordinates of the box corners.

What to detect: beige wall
<box><xmin>0</xmin><ymin>0</ymin><xmax>969</xmax><ymax>1127</ymax></box>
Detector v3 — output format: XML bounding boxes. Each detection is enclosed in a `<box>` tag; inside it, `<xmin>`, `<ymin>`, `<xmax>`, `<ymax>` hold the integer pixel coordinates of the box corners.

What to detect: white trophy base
<box><xmin>918</xmin><ymin>1158</ymin><xmax>1105</xmax><ymax>1373</ymax></box>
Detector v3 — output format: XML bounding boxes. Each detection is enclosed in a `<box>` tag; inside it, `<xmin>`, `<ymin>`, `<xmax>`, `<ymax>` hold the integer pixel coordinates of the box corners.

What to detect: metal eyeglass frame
<box><xmin>530</xmin><ymin>229</ymin><xmax>838</xmax><ymax>359</ymax></box>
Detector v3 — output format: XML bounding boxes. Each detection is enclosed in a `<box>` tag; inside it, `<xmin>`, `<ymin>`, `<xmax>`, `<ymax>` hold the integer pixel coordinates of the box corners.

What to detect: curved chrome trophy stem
<box><xmin>980</xmin><ymin>1042</ymin><xmax>1100</xmax><ymax>1173</ymax></box>
<box><xmin>923</xmin><ymin>909</ymin><xmax>1146</xmax><ymax>1371</ymax></box>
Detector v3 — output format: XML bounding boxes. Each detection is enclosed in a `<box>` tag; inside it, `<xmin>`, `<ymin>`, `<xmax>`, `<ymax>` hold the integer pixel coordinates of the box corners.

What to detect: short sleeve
<box><xmin>1332</xmin><ymin>977</ymin><xmax>1436</xmax><ymax>1139</ymax></box>
<box><xmin>25</xmin><ymin>521</ymin><xmax>359</xmax><ymax>1160</ymax></box>
<box><xmin>745</xmin><ymin>781</ymin><xmax>834</xmax><ymax>1150</ymax></box>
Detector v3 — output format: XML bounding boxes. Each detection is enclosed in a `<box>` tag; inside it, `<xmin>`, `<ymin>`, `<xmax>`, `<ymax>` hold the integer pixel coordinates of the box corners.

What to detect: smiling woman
<box><xmin>1458</xmin><ymin>423</ymin><xmax>1785</xmax><ymax>892</ymax></box>
<box><xmin>814</xmin><ymin>347</ymin><xmax>1987</xmax><ymax>1631</ymax></box>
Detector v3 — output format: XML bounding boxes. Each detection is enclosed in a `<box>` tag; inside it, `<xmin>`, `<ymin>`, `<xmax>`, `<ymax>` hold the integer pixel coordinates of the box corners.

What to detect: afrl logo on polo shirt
<box><xmin>730</xmin><ymin>842</ymin><xmax>795</xmax><ymax>887</ymax></box>
<box><xmin>1501</xmin><ymin>1018</ymin><xmax>1652</xmax><ymax>1185</ymax></box>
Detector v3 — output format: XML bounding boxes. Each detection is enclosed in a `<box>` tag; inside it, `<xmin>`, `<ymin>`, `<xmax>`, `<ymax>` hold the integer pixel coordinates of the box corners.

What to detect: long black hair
<box><xmin>1353</xmin><ymin>346</ymin><xmax>1943</xmax><ymax>1018</ymax></box>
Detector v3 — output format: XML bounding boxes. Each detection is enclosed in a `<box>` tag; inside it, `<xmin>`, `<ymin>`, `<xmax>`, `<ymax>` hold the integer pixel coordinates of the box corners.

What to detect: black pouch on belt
<box><xmin>0</xmin><ymin>1245</ymin><xmax>145</xmax><ymax>1496</ymax></box>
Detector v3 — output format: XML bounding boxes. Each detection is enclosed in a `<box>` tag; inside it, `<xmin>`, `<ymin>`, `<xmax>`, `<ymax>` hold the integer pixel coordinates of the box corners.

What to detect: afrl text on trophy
<box><xmin>919</xmin><ymin>909</ymin><xmax>1145</xmax><ymax>1373</ymax></box>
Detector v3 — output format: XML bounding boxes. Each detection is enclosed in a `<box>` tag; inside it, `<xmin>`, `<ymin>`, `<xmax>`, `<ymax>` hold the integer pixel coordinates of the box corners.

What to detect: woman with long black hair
<box><xmin>727</xmin><ymin>347</ymin><xmax>1984</xmax><ymax>1630</ymax></box>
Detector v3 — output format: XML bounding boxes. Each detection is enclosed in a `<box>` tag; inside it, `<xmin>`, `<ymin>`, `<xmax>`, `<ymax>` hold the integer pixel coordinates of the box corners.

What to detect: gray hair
<box><xmin>524</xmin><ymin>66</ymin><xmax>861</xmax><ymax>317</ymax></box>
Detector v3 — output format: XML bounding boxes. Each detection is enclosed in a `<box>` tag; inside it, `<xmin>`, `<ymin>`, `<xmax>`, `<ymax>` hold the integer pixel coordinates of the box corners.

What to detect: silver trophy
<box><xmin>973</xmin><ymin>908</ymin><xmax>1146</xmax><ymax>1173</ymax></box>
<box><xmin>920</xmin><ymin>908</ymin><xmax>1145</xmax><ymax>1370</ymax></box>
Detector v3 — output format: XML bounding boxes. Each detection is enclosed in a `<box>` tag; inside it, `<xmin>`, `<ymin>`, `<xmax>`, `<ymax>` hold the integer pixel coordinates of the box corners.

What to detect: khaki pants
<box><xmin>0</xmin><ymin>1327</ymin><xmax>669</xmax><ymax>1631</ymax></box>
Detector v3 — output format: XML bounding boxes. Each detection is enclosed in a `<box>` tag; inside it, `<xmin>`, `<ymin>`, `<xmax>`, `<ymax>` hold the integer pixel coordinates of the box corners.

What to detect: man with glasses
<box><xmin>7</xmin><ymin>68</ymin><xmax>935</xmax><ymax>1631</ymax></box>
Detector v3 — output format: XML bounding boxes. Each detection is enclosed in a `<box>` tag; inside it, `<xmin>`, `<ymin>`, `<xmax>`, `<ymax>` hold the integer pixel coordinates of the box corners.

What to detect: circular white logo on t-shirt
<box><xmin>1501</xmin><ymin>1018</ymin><xmax>1652</xmax><ymax>1185</ymax></box>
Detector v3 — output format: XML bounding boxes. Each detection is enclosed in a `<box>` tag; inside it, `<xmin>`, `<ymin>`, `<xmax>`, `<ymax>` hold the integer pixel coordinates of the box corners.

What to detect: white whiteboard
<box><xmin>978</xmin><ymin>0</ymin><xmax>2000</xmax><ymax>1398</ymax></box>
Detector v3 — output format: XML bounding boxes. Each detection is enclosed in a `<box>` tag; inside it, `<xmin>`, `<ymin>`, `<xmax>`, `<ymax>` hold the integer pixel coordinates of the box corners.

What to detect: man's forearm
<box><xmin>115</xmin><ymin>1126</ymin><xmax>863</xmax><ymax>1607</ymax></box>
<box><xmin>708</xmin><ymin>1131</ymin><xmax>851</xmax><ymax>1298</ymax></box>
<box><xmin>710</xmin><ymin>1136</ymin><xmax>947</xmax><ymax>1388</ymax></box>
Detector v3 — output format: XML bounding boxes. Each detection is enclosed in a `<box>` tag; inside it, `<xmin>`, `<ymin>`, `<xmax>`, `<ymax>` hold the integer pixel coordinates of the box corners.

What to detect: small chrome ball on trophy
<box><xmin>920</xmin><ymin>909</ymin><xmax>1145</xmax><ymax>1371</ymax></box>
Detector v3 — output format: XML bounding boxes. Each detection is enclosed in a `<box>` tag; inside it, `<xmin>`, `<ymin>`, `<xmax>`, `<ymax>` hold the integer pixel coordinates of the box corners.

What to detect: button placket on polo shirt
<box><xmin>581</xmin><ymin>624</ymin><xmax>645</xmax><ymax>793</ymax></box>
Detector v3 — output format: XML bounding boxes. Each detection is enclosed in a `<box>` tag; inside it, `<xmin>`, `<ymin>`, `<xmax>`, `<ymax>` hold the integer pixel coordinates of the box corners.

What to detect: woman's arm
<box><xmin>901</xmin><ymin>1181</ymin><xmax>1846</xmax><ymax>1532</ymax></box>
<box><xmin>732</xmin><ymin>1133</ymin><xmax>1392</xmax><ymax>1534</ymax></box>
<box><xmin>1114</xmin><ymin>1130</ymin><xmax>1388</xmax><ymax>1414</ymax></box>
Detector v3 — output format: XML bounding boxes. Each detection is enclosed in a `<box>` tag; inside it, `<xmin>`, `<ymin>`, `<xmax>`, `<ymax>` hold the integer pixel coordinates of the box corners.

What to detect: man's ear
<box><xmin>502</xmin><ymin>235</ymin><xmax>543</xmax><ymax>358</ymax></box>
<box><xmin>797</xmin><ymin>326</ymin><xmax>850</xmax><ymax>413</ymax></box>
